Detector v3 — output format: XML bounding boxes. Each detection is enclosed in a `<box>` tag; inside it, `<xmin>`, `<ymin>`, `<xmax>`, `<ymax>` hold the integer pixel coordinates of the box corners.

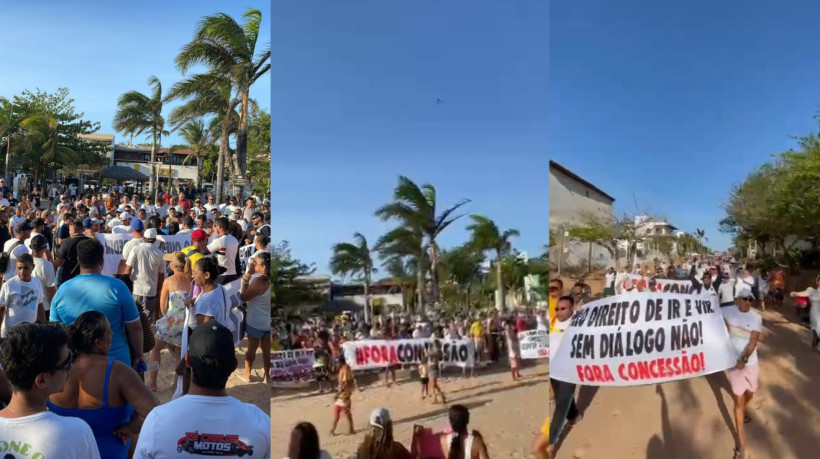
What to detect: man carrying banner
<box><xmin>549</xmin><ymin>295</ymin><xmax>579</xmax><ymax>456</ymax></box>
<box><xmin>724</xmin><ymin>285</ymin><xmax>763</xmax><ymax>459</ymax></box>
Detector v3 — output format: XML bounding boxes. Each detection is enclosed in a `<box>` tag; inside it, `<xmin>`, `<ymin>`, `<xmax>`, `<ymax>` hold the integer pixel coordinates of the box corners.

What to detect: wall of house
<box><xmin>115</xmin><ymin>162</ymin><xmax>199</xmax><ymax>181</ymax></box>
<box><xmin>335</xmin><ymin>293</ymin><xmax>405</xmax><ymax>311</ymax></box>
<box><xmin>549</xmin><ymin>167</ymin><xmax>615</xmax><ymax>268</ymax></box>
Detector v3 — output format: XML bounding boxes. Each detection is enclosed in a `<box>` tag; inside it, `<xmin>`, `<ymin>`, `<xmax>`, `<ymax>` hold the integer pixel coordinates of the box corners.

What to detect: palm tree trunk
<box><xmin>149</xmin><ymin>132</ymin><xmax>157</xmax><ymax>198</ymax></box>
<box><xmin>496</xmin><ymin>256</ymin><xmax>505</xmax><ymax>312</ymax></box>
<box><xmin>196</xmin><ymin>154</ymin><xmax>203</xmax><ymax>190</ymax></box>
<box><xmin>236</xmin><ymin>91</ymin><xmax>249</xmax><ymax>178</ymax></box>
<box><xmin>429</xmin><ymin>242</ymin><xmax>440</xmax><ymax>304</ymax></box>
<box><xmin>416</xmin><ymin>257</ymin><xmax>426</xmax><ymax>315</ymax></box>
<box><xmin>5</xmin><ymin>136</ymin><xmax>11</xmax><ymax>184</ymax></box>
<box><xmin>215</xmin><ymin>115</ymin><xmax>231</xmax><ymax>203</ymax></box>
<box><xmin>363</xmin><ymin>276</ymin><xmax>371</xmax><ymax>324</ymax></box>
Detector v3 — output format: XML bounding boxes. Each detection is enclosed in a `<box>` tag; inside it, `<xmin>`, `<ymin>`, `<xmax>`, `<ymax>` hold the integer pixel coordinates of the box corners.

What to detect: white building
<box><xmin>112</xmin><ymin>145</ymin><xmax>200</xmax><ymax>184</ymax></box>
<box><xmin>549</xmin><ymin>160</ymin><xmax>616</xmax><ymax>268</ymax></box>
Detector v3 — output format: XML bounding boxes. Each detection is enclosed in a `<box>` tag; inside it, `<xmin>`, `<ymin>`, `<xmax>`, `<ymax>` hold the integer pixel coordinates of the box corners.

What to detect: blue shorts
<box><xmin>246</xmin><ymin>323</ymin><xmax>270</xmax><ymax>339</ymax></box>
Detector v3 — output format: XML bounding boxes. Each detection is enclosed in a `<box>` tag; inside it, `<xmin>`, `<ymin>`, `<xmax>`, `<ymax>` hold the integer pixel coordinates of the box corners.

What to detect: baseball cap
<box><xmin>143</xmin><ymin>228</ymin><xmax>158</xmax><ymax>241</ymax></box>
<box><xmin>29</xmin><ymin>234</ymin><xmax>48</xmax><ymax>250</ymax></box>
<box><xmin>121</xmin><ymin>213</ymin><xmax>134</xmax><ymax>221</ymax></box>
<box><xmin>369</xmin><ymin>407</ymin><xmax>391</xmax><ymax>428</ymax></box>
<box><xmin>191</xmin><ymin>229</ymin><xmax>208</xmax><ymax>241</ymax></box>
<box><xmin>188</xmin><ymin>322</ymin><xmax>236</xmax><ymax>368</ymax></box>
<box><xmin>131</xmin><ymin>218</ymin><xmax>144</xmax><ymax>231</ymax></box>
<box><xmin>32</xmin><ymin>218</ymin><xmax>45</xmax><ymax>227</ymax></box>
<box><xmin>15</xmin><ymin>221</ymin><xmax>32</xmax><ymax>233</ymax></box>
<box><xmin>82</xmin><ymin>218</ymin><xmax>93</xmax><ymax>228</ymax></box>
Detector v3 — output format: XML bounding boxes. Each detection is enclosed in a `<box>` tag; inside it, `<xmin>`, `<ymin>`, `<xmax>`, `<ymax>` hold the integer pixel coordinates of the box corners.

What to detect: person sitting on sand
<box><xmin>356</xmin><ymin>407</ymin><xmax>413</xmax><ymax>459</ymax></box>
<box><xmin>286</xmin><ymin>421</ymin><xmax>332</xmax><ymax>459</ymax></box>
<box><xmin>330</xmin><ymin>355</ymin><xmax>355</xmax><ymax>436</ymax></box>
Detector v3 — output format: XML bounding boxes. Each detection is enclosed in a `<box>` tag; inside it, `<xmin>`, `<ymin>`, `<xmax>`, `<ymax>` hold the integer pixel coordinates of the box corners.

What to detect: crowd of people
<box><xmin>273</xmin><ymin>306</ymin><xmax>551</xmax><ymax>458</ymax></box>
<box><xmin>0</xmin><ymin>178</ymin><xmax>272</xmax><ymax>458</ymax></box>
<box><xmin>546</xmin><ymin>254</ymin><xmax>787</xmax><ymax>459</ymax></box>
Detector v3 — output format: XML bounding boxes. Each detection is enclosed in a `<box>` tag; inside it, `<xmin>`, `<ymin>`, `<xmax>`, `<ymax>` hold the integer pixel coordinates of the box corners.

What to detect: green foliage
<box><xmin>329</xmin><ymin>233</ymin><xmax>376</xmax><ymax>282</ymax></box>
<box><xmin>16</xmin><ymin>115</ymin><xmax>78</xmax><ymax>183</ymax></box>
<box><xmin>8</xmin><ymin>88</ymin><xmax>107</xmax><ymax>178</ymax></box>
<box><xmin>272</xmin><ymin>241</ymin><xmax>323</xmax><ymax>309</ymax></box>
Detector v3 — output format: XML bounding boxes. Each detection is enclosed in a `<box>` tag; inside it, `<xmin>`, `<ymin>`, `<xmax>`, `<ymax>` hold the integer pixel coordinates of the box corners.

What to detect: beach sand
<box><xmin>272</xmin><ymin>363</ymin><xmax>550</xmax><ymax>458</ymax></box>
<box><xmin>553</xmin><ymin>306</ymin><xmax>820</xmax><ymax>458</ymax></box>
<box><xmin>148</xmin><ymin>337</ymin><xmax>270</xmax><ymax>415</ymax></box>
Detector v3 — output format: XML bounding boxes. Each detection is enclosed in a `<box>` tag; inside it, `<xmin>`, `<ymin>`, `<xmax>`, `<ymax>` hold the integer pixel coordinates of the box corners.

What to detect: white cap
<box><xmin>143</xmin><ymin>228</ymin><xmax>158</xmax><ymax>240</ymax></box>
<box><xmin>369</xmin><ymin>407</ymin><xmax>391</xmax><ymax>428</ymax></box>
<box><xmin>121</xmin><ymin>213</ymin><xmax>134</xmax><ymax>220</ymax></box>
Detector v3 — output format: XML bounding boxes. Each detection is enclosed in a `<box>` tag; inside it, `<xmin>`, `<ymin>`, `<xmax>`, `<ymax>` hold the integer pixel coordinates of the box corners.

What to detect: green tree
<box><xmin>330</xmin><ymin>233</ymin><xmax>377</xmax><ymax>322</ymax></box>
<box><xmin>466</xmin><ymin>215</ymin><xmax>519</xmax><ymax>311</ymax></box>
<box><xmin>113</xmin><ymin>76</ymin><xmax>166</xmax><ymax>197</ymax></box>
<box><xmin>375</xmin><ymin>176</ymin><xmax>470</xmax><ymax>306</ymax></box>
<box><xmin>272</xmin><ymin>241</ymin><xmax>324</xmax><ymax>311</ymax></box>
<box><xmin>376</xmin><ymin>226</ymin><xmax>428</xmax><ymax>313</ymax></box>
<box><xmin>175</xmin><ymin>8</ymin><xmax>271</xmax><ymax>199</ymax></box>
<box><xmin>15</xmin><ymin>115</ymin><xmax>78</xmax><ymax>185</ymax></box>
<box><xmin>438</xmin><ymin>244</ymin><xmax>485</xmax><ymax>311</ymax></box>
<box><xmin>170</xmin><ymin>119</ymin><xmax>209</xmax><ymax>190</ymax></box>
<box><xmin>0</xmin><ymin>96</ymin><xmax>23</xmax><ymax>183</ymax></box>
<box><xmin>13</xmin><ymin>88</ymin><xmax>108</xmax><ymax>183</ymax></box>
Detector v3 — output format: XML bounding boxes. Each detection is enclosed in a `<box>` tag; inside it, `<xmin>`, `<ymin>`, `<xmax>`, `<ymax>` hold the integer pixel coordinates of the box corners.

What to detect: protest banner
<box><xmin>270</xmin><ymin>349</ymin><xmax>315</xmax><ymax>388</ymax></box>
<box><xmin>622</xmin><ymin>275</ymin><xmax>703</xmax><ymax>295</ymax></box>
<box><xmin>518</xmin><ymin>329</ymin><xmax>549</xmax><ymax>359</ymax></box>
<box><xmin>96</xmin><ymin>233</ymin><xmax>194</xmax><ymax>277</ymax></box>
<box><xmin>238</xmin><ymin>243</ymin><xmax>255</xmax><ymax>274</ymax></box>
<box><xmin>550</xmin><ymin>292</ymin><xmax>737</xmax><ymax>386</ymax></box>
<box><xmin>342</xmin><ymin>338</ymin><xmax>475</xmax><ymax>370</ymax></box>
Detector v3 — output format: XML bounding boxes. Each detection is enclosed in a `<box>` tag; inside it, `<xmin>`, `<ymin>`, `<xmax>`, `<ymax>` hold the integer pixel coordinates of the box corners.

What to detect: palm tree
<box><xmin>170</xmin><ymin>119</ymin><xmax>209</xmax><ymax>190</ymax></box>
<box><xmin>113</xmin><ymin>76</ymin><xmax>166</xmax><ymax>197</ymax></box>
<box><xmin>695</xmin><ymin>228</ymin><xmax>707</xmax><ymax>256</ymax></box>
<box><xmin>382</xmin><ymin>256</ymin><xmax>416</xmax><ymax>313</ymax></box>
<box><xmin>16</xmin><ymin>115</ymin><xmax>77</xmax><ymax>185</ymax></box>
<box><xmin>467</xmin><ymin>215</ymin><xmax>520</xmax><ymax>311</ymax></box>
<box><xmin>439</xmin><ymin>245</ymin><xmax>485</xmax><ymax>311</ymax></box>
<box><xmin>330</xmin><ymin>233</ymin><xmax>377</xmax><ymax>323</ymax></box>
<box><xmin>175</xmin><ymin>8</ymin><xmax>271</xmax><ymax>199</ymax></box>
<box><xmin>0</xmin><ymin>97</ymin><xmax>22</xmax><ymax>183</ymax></box>
<box><xmin>376</xmin><ymin>226</ymin><xmax>427</xmax><ymax>313</ymax></box>
<box><xmin>375</xmin><ymin>176</ymin><xmax>470</xmax><ymax>307</ymax></box>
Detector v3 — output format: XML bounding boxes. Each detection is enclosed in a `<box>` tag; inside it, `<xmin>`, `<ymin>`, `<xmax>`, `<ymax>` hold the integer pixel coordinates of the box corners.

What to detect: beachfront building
<box><xmin>111</xmin><ymin>144</ymin><xmax>199</xmax><ymax>188</ymax></box>
<box><xmin>621</xmin><ymin>215</ymin><xmax>682</xmax><ymax>261</ymax></box>
<box><xmin>549</xmin><ymin>160</ymin><xmax>616</xmax><ymax>270</ymax></box>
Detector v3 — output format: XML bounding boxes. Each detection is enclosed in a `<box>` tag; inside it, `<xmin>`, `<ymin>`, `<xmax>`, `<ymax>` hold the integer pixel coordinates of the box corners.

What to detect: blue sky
<box><xmin>550</xmin><ymin>0</ymin><xmax>820</xmax><ymax>251</ymax></box>
<box><xmin>0</xmin><ymin>1</ymin><xmax>270</xmax><ymax>147</ymax></box>
<box><xmin>272</xmin><ymin>0</ymin><xmax>548</xmax><ymax>275</ymax></box>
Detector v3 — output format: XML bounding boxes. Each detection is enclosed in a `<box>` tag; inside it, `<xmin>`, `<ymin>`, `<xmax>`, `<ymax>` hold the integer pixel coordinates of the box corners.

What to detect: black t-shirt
<box><xmin>0</xmin><ymin>225</ymin><xmax>9</xmax><ymax>252</ymax></box>
<box><xmin>56</xmin><ymin>235</ymin><xmax>90</xmax><ymax>283</ymax></box>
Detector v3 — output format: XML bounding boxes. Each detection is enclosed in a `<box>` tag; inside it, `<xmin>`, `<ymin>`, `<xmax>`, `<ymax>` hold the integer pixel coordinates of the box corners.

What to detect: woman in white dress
<box><xmin>790</xmin><ymin>275</ymin><xmax>820</xmax><ymax>351</ymax></box>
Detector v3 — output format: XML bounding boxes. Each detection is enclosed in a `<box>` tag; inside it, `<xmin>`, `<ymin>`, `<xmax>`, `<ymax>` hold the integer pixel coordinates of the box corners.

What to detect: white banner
<box><xmin>621</xmin><ymin>275</ymin><xmax>701</xmax><ymax>295</ymax></box>
<box><xmin>271</xmin><ymin>349</ymin><xmax>315</xmax><ymax>388</ymax></box>
<box><xmin>96</xmin><ymin>233</ymin><xmax>195</xmax><ymax>277</ymax></box>
<box><xmin>238</xmin><ymin>244</ymin><xmax>255</xmax><ymax>274</ymax></box>
<box><xmin>342</xmin><ymin>338</ymin><xmax>475</xmax><ymax>370</ymax></box>
<box><xmin>518</xmin><ymin>329</ymin><xmax>549</xmax><ymax>359</ymax></box>
<box><xmin>550</xmin><ymin>292</ymin><xmax>737</xmax><ymax>386</ymax></box>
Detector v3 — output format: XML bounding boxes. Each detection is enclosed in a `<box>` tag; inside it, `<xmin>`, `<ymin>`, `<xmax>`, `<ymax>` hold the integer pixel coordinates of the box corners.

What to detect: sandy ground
<box><xmin>272</xmin><ymin>362</ymin><xmax>550</xmax><ymax>458</ymax></box>
<box><xmin>147</xmin><ymin>337</ymin><xmax>270</xmax><ymax>415</ymax></box>
<box><xmin>554</xmin><ymin>304</ymin><xmax>820</xmax><ymax>459</ymax></box>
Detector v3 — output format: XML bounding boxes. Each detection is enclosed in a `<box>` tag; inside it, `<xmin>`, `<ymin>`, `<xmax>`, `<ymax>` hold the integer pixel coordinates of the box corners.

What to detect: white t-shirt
<box><xmin>604</xmin><ymin>272</ymin><xmax>616</xmax><ymax>288</ymax></box>
<box><xmin>107</xmin><ymin>218</ymin><xmax>121</xmax><ymax>229</ymax></box>
<box><xmin>0</xmin><ymin>276</ymin><xmax>44</xmax><ymax>338</ymax></box>
<box><xmin>126</xmin><ymin>243</ymin><xmax>166</xmax><ymax>297</ymax></box>
<box><xmin>723</xmin><ymin>305</ymin><xmax>762</xmax><ymax>366</ymax></box>
<box><xmin>204</xmin><ymin>203</ymin><xmax>216</xmax><ymax>211</ymax></box>
<box><xmin>32</xmin><ymin>257</ymin><xmax>56</xmax><ymax>311</ymax></box>
<box><xmin>0</xmin><ymin>411</ymin><xmax>100</xmax><ymax>458</ymax></box>
<box><xmin>207</xmin><ymin>234</ymin><xmax>240</xmax><ymax>276</ymax></box>
<box><xmin>718</xmin><ymin>280</ymin><xmax>735</xmax><ymax>304</ymax></box>
<box><xmin>3</xmin><ymin>238</ymin><xmax>30</xmax><ymax>280</ymax></box>
<box><xmin>177</xmin><ymin>228</ymin><xmax>193</xmax><ymax>235</ymax></box>
<box><xmin>190</xmin><ymin>285</ymin><xmax>231</xmax><ymax>328</ymax></box>
<box><xmin>134</xmin><ymin>395</ymin><xmax>270</xmax><ymax>459</ymax></box>
<box><xmin>122</xmin><ymin>237</ymin><xmax>143</xmax><ymax>262</ymax></box>
<box><xmin>154</xmin><ymin>204</ymin><xmax>169</xmax><ymax>219</ymax></box>
<box><xmin>549</xmin><ymin>317</ymin><xmax>571</xmax><ymax>353</ymax></box>
<box><xmin>24</xmin><ymin>231</ymin><xmax>50</xmax><ymax>252</ymax></box>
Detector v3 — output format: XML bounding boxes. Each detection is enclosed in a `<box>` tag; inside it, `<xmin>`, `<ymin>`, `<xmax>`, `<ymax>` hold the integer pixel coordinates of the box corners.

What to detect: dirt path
<box><xmin>272</xmin><ymin>363</ymin><xmax>550</xmax><ymax>458</ymax></box>
<box><xmin>553</xmin><ymin>306</ymin><xmax>820</xmax><ymax>458</ymax></box>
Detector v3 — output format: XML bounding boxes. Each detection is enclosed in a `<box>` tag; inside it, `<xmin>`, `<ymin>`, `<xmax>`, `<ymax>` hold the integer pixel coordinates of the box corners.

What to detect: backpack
<box><xmin>0</xmin><ymin>239</ymin><xmax>23</xmax><ymax>274</ymax></box>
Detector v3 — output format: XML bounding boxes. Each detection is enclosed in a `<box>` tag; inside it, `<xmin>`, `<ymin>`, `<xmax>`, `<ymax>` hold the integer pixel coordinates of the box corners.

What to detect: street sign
<box><xmin>232</xmin><ymin>176</ymin><xmax>249</xmax><ymax>186</ymax></box>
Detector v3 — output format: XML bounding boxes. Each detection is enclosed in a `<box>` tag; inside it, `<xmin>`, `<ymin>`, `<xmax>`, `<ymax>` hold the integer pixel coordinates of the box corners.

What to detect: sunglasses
<box><xmin>741</xmin><ymin>297</ymin><xmax>755</xmax><ymax>302</ymax></box>
<box><xmin>52</xmin><ymin>349</ymin><xmax>73</xmax><ymax>373</ymax></box>
<box><xmin>549</xmin><ymin>287</ymin><xmax>559</xmax><ymax>291</ymax></box>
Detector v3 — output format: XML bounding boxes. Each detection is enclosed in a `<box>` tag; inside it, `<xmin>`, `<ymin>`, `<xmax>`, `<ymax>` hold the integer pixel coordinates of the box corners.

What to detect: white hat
<box><xmin>143</xmin><ymin>228</ymin><xmax>158</xmax><ymax>240</ymax></box>
<box><xmin>369</xmin><ymin>407</ymin><xmax>391</xmax><ymax>428</ymax></box>
<box><xmin>121</xmin><ymin>213</ymin><xmax>134</xmax><ymax>220</ymax></box>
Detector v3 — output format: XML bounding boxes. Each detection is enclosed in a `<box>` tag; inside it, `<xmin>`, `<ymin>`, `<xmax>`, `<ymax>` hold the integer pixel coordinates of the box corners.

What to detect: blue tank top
<box><xmin>47</xmin><ymin>358</ymin><xmax>135</xmax><ymax>459</ymax></box>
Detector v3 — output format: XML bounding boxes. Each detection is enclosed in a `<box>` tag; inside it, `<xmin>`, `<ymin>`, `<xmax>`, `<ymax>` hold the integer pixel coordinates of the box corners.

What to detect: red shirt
<box><xmin>516</xmin><ymin>317</ymin><xmax>527</xmax><ymax>333</ymax></box>
<box><xmin>178</xmin><ymin>198</ymin><xmax>191</xmax><ymax>213</ymax></box>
